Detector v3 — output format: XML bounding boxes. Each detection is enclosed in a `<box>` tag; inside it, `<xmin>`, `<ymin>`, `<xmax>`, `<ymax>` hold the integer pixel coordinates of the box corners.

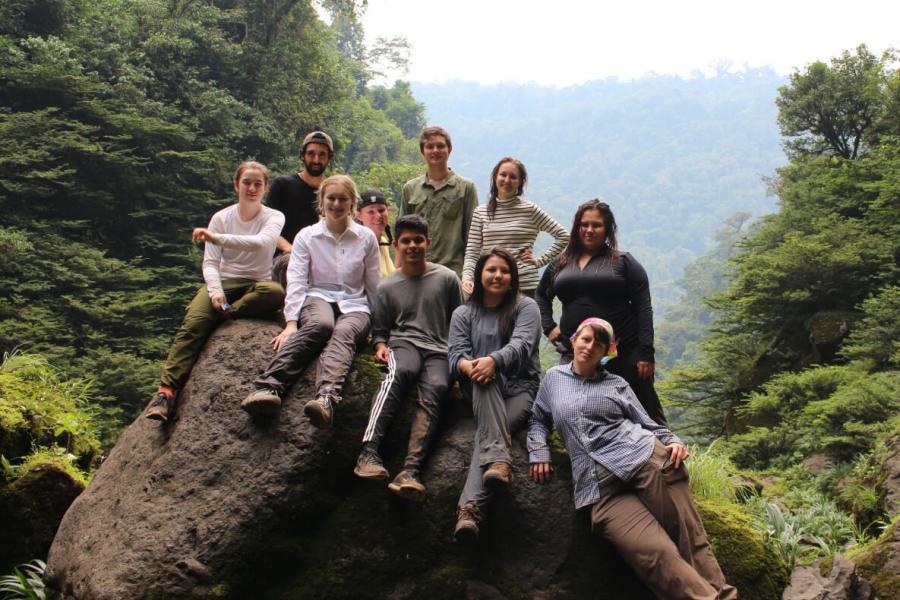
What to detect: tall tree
<box><xmin>776</xmin><ymin>45</ymin><xmax>895</xmax><ymax>160</ymax></box>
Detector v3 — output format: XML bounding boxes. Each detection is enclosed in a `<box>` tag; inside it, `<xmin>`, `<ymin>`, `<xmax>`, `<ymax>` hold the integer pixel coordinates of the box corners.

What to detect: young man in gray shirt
<box><xmin>355</xmin><ymin>215</ymin><xmax>464</xmax><ymax>502</ymax></box>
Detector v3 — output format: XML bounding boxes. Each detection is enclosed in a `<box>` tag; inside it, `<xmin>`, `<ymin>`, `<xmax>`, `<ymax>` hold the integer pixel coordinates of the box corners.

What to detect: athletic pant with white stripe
<box><xmin>361</xmin><ymin>340</ymin><xmax>450</xmax><ymax>474</ymax></box>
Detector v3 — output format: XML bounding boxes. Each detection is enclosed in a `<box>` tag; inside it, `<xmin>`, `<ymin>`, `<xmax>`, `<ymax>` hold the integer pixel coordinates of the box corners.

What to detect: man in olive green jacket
<box><xmin>399</xmin><ymin>126</ymin><xmax>478</xmax><ymax>277</ymax></box>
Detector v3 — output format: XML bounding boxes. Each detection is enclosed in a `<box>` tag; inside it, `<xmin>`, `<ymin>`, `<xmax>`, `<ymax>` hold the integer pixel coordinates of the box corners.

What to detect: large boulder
<box><xmin>45</xmin><ymin>319</ymin><xmax>779</xmax><ymax>599</ymax></box>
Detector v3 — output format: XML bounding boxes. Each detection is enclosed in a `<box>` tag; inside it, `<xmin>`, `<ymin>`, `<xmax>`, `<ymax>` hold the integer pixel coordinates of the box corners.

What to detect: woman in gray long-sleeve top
<box><xmin>448</xmin><ymin>248</ymin><xmax>542</xmax><ymax>543</ymax></box>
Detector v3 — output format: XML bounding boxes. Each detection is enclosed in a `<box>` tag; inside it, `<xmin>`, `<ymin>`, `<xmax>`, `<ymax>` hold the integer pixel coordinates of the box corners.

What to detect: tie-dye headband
<box><xmin>570</xmin><ymin>317</ymin><xmax>618</xmax><ymax>365</ymax></box>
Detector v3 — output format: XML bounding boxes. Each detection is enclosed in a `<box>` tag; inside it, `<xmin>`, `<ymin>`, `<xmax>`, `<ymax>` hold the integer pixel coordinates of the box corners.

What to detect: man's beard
<box><xmin>304</xmin><ymin>162</ymin><xmax>326</xmax><ymax>177</ymax></box>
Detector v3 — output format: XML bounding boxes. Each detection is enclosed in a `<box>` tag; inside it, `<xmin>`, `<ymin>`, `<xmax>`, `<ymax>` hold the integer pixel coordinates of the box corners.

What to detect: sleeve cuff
<box><xmin>529</xmin><ymin>448</ymin><xmax>552</xmax><ymax>463</ymax></box>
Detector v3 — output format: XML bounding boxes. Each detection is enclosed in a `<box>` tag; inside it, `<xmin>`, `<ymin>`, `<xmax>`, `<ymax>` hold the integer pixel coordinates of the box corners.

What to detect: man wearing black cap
<box><xmin>357</xmin><ymin>188</ymin><xmax>396</xmax><ymax>279</ymax></box>
<box><xmin>268</xmin><ymin>130</ymin><xmax>334</xmax><ymax>287</ymax></box>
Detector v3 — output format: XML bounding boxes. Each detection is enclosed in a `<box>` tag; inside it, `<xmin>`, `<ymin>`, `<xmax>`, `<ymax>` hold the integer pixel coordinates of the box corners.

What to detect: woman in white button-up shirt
<box><xmin>242</xmin><ymin>175</ymin><xmax>381</xmax><ymax>428</ymax></box>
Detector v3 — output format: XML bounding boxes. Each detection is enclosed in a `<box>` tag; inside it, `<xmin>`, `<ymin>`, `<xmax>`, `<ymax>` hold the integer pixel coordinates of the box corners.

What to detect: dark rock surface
<box><xmin>46</xmin><ymin>319</ymin><xmax>778</xmax><ymax>599</ymax></box>
<box><xmin>0</xmin><ymin>464</ymin><xmax>85</xmax><ymax>571</ymax></box>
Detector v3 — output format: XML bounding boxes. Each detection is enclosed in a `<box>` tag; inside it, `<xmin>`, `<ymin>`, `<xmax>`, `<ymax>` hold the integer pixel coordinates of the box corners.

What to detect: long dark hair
<box><xmin>555</xmin><ymin>199</ymin><xmax>619</xmax><ymax>270</ymax></box>
<box><xmin>487</xmin><ymin>157</ymin><xmax>527</xmax><ymax>220</ymax></box>
<box><xmin>469</xmin><ymin>248</ymin><xmax>521</xmax><ymax>342</ymax></box>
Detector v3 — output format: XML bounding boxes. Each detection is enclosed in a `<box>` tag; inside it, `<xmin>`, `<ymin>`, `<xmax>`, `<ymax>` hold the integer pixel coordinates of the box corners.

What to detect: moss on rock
<box><xmin>698</xmin><ymin>499</ymin><xmax>790</xmax><ymax>599</ymax></box>
<box><xmin>0</xmin><ymin>462</ymin><xmax>85</xmax><ymax>571</ymax></box>
<box><xmin>855</xmin><ymin>520</ymin><xmax>900</xmax><ymax>600</ymax></box>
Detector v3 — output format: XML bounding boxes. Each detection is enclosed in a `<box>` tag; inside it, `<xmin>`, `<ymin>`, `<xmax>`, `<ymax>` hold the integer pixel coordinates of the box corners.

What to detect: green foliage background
<box><xmin>0</xmin><ymin>0</ymin><xmax>424</xmax><ymax>429</ymax></box>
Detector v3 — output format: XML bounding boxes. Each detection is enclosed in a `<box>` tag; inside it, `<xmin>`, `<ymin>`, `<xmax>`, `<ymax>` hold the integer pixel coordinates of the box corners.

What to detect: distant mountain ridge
<box><xmin>412</xmin><ymin>70</ymin><xmax>788</xmax><ymax>309</ymax></box>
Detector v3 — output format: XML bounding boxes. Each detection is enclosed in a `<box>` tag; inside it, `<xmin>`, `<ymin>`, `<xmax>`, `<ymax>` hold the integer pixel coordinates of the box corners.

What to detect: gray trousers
<box><xmin>361</xmin><ymin>340</ymin><xmax>450</xmax><ymax>473</ymax></box>
<box><xmin>458</xmin><ymin>379</ymin><xmax>534</xmax><ymax>508</ymax></box>
<box><xmin>590</xmin><ymin>441</ymin><xmax>738</xmax><ymax>600</ymax></box>
<box><xmin>255</xmin><ymin>296</ymin><xmax>370</xmax><ymax>398</ymax></box>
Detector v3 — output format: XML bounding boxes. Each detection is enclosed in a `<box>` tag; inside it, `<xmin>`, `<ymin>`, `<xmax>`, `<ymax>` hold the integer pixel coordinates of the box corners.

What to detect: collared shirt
<box><xmin>283</xmin><ymin>219</ymin><xmax>381</xmax><ymax>322</ymax></box>
<box><xmin>400</xmin><ymin>170</ymin><xmax>478</xmax><ymax>276</ymax></box>
<box><xmin>527</xmin><ymin>363</ymin><xmax>681</xmax><ymax>509</ymax></box>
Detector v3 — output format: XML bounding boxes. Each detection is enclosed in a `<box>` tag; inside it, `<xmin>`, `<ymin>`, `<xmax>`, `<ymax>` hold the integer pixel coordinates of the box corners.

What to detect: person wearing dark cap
<box><xmin>357</xmin><ymin>188</ymin><xmax>396</xmax><ymax>278</ymax></box>
<box><xmin>268</xmin><ymin>130</ymin><xmax>334</xmax><ymax>288</ymax></box>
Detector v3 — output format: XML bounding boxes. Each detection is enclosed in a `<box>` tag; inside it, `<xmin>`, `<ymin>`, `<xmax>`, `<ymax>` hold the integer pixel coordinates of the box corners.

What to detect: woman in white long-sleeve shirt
<box><xmin>144</xmin><ymin>161</ymin><xmax>286</xmax><ymax>422</ymax></box>
<box><xmin>242</xmin><ymin>174</ymin><xmax>381</xmax><ymax>428</ymax></box>
<box><xmin>461</xmin><ymin>157</ymin><xmax>569</xmax><ymax>297</ymax></box>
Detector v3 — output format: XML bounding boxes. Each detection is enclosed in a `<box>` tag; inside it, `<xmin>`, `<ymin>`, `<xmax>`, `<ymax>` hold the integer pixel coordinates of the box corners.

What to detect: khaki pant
<box><xmin>590</xmin><ymin>441</ymin><xmax>738</xmax><ymax>600</ymax></box>
<box><xmin>255</xmin><ymin>296</ymin><xmax>370</xmax><ymax>398</ymax></box>
<box><xmin>160</xmin><ymin>279</ymin><xmax>285</xmax><ymax>390</ymax></box>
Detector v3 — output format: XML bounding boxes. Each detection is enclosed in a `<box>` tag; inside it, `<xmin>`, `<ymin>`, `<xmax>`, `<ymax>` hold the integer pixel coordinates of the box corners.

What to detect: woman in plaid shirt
<box><xmin>528</xmin><ymin>318</ymin><xmax>736</xmax><ymax>599</ymax></box>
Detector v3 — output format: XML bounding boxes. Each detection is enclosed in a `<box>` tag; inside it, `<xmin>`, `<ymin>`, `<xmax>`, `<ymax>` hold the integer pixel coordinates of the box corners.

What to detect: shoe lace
<box><xmin>148</xmin><ymin>393</ymin><xmax>169</xmax><ymax>408</ymax></box>
<box><xmin>459</xmin><ymin>503</ymin><xmax>481</xmax><ymax>524</ymax></box>
<box><xmin>360</xmin><ymin>450</ymin><xmax>382</xmax><ymax>466</ymax></box>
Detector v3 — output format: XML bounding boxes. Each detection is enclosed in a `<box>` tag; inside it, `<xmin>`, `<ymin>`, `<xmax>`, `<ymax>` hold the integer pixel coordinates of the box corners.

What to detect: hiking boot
<box><xmin>304</xmin><ymin>394</ymin><xmax>336</xmax><ymax>429</ymax></box>
<box><xmin>144</xmin><ymin>391</ymin><xmax>173</xmax><ymax>422</ymax></box>
<box><xmin>354</xmin><ymin>447</ymin><xmax>389</xmax><ymax>481</ymax></box>
<box><xmin>241</xmin><ymin>388</ymin><xmax>282</xmax><ymax>416</ymax></box>
<box><xmin>387</xmin><ymin>470</ymin><xmax>426</xmax><ymax>503</ymax></box>
<box><xmin>454</xmin><ymin>502</ymin><xmax>483</xmax><ymax>544</ymax></box>
<box><xmin>483</xmin><ymin>461</ymin><xmax>511</xmax><ymax>489</ymax></box>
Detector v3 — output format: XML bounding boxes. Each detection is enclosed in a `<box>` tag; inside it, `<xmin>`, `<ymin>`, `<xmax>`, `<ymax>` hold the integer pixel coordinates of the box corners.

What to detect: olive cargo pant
<box><xmin>160</xmin><ymin>279</ymin><xmax>285</xmax><ymax>390</ymax></box>
<box><xmin>590</xmin><ymin>441</ymin><xmax>738</xmax><ymax>600</ymax></box>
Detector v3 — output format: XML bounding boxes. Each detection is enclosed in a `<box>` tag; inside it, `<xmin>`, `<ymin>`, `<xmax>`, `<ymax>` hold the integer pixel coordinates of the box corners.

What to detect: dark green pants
<box><xmin>160</xmin><ymin>279</ymin><xmax>284</xmax><ymax>390</ymax></box>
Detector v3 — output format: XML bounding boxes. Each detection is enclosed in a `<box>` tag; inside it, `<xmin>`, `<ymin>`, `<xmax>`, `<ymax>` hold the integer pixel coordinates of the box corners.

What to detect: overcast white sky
<box><xmin>362</xmin><ymin>0</ymin><xmax>899</xmax><ymax>86</ymax></box>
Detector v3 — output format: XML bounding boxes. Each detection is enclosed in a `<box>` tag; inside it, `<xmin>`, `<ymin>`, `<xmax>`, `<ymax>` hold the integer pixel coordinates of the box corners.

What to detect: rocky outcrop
<box><xmin>46</xmin><ymin>319</ymin><xmax>784</xmax><ymax>599</ymax></box>
<box><xmin>855</xmin><ymin>521</ymin><xmax>900</xmax><ymax>600</ymax></box>
<box><xmin>782</xmin><ymin>555</ymin><xmax>873</xmax><ymax>600</ymax></box>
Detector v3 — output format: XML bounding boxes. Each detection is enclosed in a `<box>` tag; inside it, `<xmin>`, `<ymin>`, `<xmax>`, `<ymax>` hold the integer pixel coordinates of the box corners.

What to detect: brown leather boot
<box><xmin>483</xmin><ymin>461</ymin><xmax>511</xmax><ymax>489</ymax></box>
<box><xmin>454</xmin><ymin>502</ymin><xmax>483</xmax><ymax>544</ymax></box>
<box><xmin>387</xmin><ymin>470</ymin><xmax>426</xmax><ymax>503</ymax></box>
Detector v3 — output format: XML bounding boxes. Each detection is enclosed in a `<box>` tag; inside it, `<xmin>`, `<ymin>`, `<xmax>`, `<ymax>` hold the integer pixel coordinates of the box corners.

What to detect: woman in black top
<box><xmin>535</xmin><ymin>199</ymin><xmax>666</xmax><ymax>424</ymax></box>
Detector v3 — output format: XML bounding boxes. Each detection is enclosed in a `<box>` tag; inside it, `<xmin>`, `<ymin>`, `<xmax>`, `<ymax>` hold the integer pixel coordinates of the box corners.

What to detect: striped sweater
<box><xmin>462</xmin><ymin>195</ymin><xmax>569</xmax><ymax>291</ymax></box>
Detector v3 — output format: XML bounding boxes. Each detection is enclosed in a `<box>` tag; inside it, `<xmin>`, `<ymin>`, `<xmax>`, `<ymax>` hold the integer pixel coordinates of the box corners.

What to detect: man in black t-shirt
<box><xmin>268</xmin><ymin>130</ymin><xmax>333</xmax><ymax>287</ymax></box>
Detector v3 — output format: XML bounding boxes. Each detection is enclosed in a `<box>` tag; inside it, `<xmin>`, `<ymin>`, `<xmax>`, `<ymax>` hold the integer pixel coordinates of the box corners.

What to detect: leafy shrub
<box><xmin>797</xmin><ymin>371</ymin><xmax>900</xmax><ymax>460</ymax></box>
<box><xmin>0</xmin><ymin>559</ymin><xmax>46</xmax><ymax>600</ymax></box>
<box><xmin>840</xmin><ymin>285</ymin><xmax>900</xmax><ymax>370</ymax></box>
<box><xmin>687</xmin><ymin>441</ymin><xmax>756</xmax><ymax>502</ymax></box>
<box><xmin>0</xmin><ymin>351</ymin><xmax>100</xmax><ymax>468</ymax></box>
<box><xmin>746</xmin><ymin>488</ymin><xmax>860</xmax><ymax>569</ymax></box>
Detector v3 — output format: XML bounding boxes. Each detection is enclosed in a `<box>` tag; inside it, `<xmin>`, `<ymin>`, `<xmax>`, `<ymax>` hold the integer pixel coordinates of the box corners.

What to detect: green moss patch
<box><xmin>699</xmin><ymin>499</ymin><xmax>790</xmax><ymax>599</ymax></box>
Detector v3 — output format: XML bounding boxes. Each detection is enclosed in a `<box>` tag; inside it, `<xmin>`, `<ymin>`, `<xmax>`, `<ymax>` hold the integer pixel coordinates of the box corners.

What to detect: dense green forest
<box><xmin>658</xmin><ymin>46</ymin><xmax>900</xmax><ymax>589</ymax></box>
<box><xmin>0</xmin><ymin>0</ymin><xmax>424</xmax><ymax>437</ymax></box>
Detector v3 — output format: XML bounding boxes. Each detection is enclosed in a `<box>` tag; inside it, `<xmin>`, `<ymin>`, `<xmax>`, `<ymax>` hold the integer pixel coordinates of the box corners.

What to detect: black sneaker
<box><xmin>354</xmin><ymin>447</ymin><xmax>389</xmax><ymax>480</ymax></box>
<box><xmin>144</xmin><ymin>392</ymin><xmax>173</xmax><ymax>422</ymax></box>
